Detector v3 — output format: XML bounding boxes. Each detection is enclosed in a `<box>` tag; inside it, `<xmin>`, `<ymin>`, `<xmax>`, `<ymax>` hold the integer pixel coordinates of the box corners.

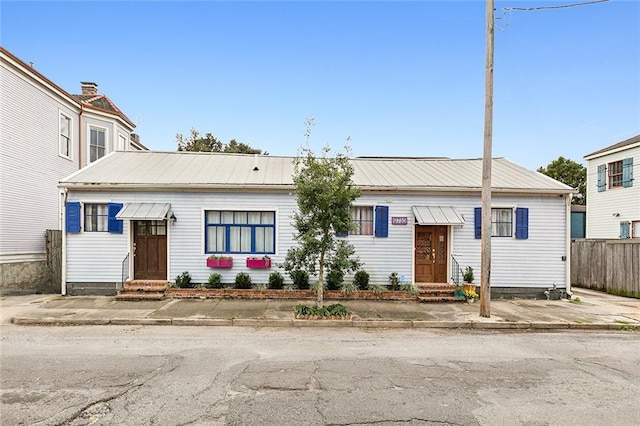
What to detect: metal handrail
<box><xmin>121</xmin><ymin>253</ymin><xmax>130</xmax><ymax>288</ymax></box>
<box><xmin>451</xmin><ymin>255</ymin><xmax>462</xmax><ymax>286</ymax></box>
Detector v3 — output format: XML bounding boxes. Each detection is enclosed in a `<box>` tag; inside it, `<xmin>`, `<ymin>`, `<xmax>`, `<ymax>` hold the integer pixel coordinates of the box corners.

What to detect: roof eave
<box><xmin>584</xmin><ymin>141</ymin><xmax>640</xmax><ymax>161</ymax></box>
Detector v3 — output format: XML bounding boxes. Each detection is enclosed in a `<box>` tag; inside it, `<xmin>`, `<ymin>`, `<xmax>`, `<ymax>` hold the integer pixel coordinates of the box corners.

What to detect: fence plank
<box><xmin>46</xmin><ymin>230</ymin><xmax>62</xmax><ymax>293</ymax></box>
<box><xmin>571</xmin><ymin>239</ymin><xmax>640</xmax><ymax>297</ymax></box>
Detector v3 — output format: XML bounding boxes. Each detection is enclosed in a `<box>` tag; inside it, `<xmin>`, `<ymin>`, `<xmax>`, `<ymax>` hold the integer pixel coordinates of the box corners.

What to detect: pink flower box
<box><xmin>206</xmin><ymin>257</ymin><xmax>233</xmax><ymax>268</ymax></box>
<box><xmin>246</xmin><ymin>257</ymin><xmax>271</xmax><ymax>269</ymax></box>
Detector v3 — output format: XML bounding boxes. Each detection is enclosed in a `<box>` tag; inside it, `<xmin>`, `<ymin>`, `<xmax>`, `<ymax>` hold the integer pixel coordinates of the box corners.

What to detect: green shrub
<box><xmin>268</xmin><ymin>271</ymin><xmax>285</xmax><ymax>289</ymax></box>
<box><xmin>290</xmin><ymin>270</ymin><xmax>310</xmax><ymax>290</ymax></box>
<box><xmin>368</xmin><ymin>283</ymin><xmax>386</xmax><ymax>295</ymax></box>
<box><xmin>207</xmin><ymin>273</ymin><xmax>223</xmax><ymax>289</ymax></box>
<box><xmin>175</xmin><ymin>271</ymin><xmax>192</xmax><ymax>288</ymax></box>
<box><xmin>294</xmin><ymin>303</ymin><xmax>351</xmax><ymax>318</ymax></box>
<box><xmin>234</xmin><ymin>272</ymin><xmax>252</xmax><ymax>289</ymax></box>
<box><xmin>253</xmin><ymin>283</ymin><xmax>267</xmax><ymax>291</ymax></box>
<box><xmin>389</xmin><ymin>272</ymin><xmax>400</xmax><ymax>291</ymax></box>
<box><xmin>401</xmin><ymin>283</ymin><xmax>419</xmax><ymax>295</ymax></box>
<box><xmin>326</xmin><ymin>270</ymin><xmax>343</xmax><ymax>290</ymax></box>
<box><xmin>340</xmin><ymin>281</ymin><xmax>358</xmax><ymax>294</ymax></box>
<box><xmin>327</xmin><ymin>303</ymin><xmax>351</xmax><ymax>317</ymax></box>
<box><xmin>354</xmin><ymin>270</ymin><xmax>370</xmax><ymax>290</ymax></box>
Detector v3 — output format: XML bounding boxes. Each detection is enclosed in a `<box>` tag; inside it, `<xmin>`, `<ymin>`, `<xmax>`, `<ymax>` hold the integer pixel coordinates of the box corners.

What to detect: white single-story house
<box><xmin>59</xmin><ymin>151</ymin><xmax>575</xmax><ymax>297</ymax></box>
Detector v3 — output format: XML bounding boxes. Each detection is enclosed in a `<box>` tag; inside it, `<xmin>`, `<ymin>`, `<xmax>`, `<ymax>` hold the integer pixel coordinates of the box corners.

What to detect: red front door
<box><xmin>414</xmin><ymin>225</ymin><xmax>448</xmax><ymax>283</ymax></box>
<box><xmin>134</xmin><ymin>220</ymin><xmax>167</xmax><ymax>280</ymax></box>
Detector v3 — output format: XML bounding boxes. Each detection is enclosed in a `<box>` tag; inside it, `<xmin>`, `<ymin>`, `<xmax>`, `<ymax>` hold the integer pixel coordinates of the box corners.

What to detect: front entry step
<box><xmin>115</xmin><ymin>280</ymin><xmax>168</xmax><ymax>301</ymax></box>
<box><xmin>416</xmin><ymin>283</ymin><xmax>465</xmax><ymax>303</ymax></box>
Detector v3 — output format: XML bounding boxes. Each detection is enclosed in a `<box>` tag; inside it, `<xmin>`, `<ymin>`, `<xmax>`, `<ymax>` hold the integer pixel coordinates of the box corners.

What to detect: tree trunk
<box><xmin>317</xmin><ymin>250</ymin><xmax>325</xmax><ymax>308</ymax></box>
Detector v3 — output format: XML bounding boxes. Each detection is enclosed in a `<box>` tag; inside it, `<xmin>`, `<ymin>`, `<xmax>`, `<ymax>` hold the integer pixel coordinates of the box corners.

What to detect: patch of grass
<box><xmin>569</xmin><ymin>297</ymin><xmax>581</xmax><ymax>304</ymax></box>
<box><xmin>614</xmin><ymin>319</ymin><xmax>630</xmax><ymax>325</ymax></box>
<box><xmin>573</xmin><ymin>319</ymin><xmax>592</xmax><ymax>324</ymax></box>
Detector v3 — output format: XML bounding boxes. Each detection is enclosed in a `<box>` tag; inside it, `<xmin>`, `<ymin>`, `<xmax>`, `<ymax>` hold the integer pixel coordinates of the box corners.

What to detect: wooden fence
<box><xmin>571</xmin><ymin>239</ymin><xmax>640</xmax><ymax>298</ymax></box>
<box><xmin>46</xmin><ymin>229</ymin><xmax>62</xmax><ymax>293</ymax></box>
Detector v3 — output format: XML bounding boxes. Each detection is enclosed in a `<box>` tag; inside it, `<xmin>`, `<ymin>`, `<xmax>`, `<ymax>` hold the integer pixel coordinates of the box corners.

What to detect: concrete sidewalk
<box><xmin>3</xmin><ymin>288</ymin><xmax>639</xmax><ymax>330</ymax></box>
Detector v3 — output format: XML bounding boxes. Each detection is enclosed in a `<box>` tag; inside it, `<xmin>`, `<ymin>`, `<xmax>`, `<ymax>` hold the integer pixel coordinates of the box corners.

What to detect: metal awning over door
<box><xmin>116</xmin><ymin>203</ymin><xmax>171</xmax><ymax>220</ymax></box>
<box><xmin>411</xmin><ymin>206</ymin><xmax>465</xmax><ymax>225</ymax></box>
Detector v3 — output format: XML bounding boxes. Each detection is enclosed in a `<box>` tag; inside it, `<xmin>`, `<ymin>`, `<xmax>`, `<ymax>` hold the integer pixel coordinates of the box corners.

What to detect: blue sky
<box><xmin>2</xmin><ymin>0</ymin><xmax>639</xmax><ymax>170</ymax></box>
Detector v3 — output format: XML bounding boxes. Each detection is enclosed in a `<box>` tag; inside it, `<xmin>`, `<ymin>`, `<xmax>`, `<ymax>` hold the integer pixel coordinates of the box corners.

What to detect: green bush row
<box><xmin>173</xmin><ymin>270</ymin><xmax>406</xmax><ymax>291</ymax></box>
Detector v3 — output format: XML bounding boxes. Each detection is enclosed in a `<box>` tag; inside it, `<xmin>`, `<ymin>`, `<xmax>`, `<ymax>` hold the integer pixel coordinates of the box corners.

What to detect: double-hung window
<box><xmin>84</xmin><ymin>204</ymin><xmax>109</xmax><ymax>232</ymax></box>
<box><xmin>89</xmin><ymin>126</ymin><xmax>106</xmax><ymax>162</ymax></box>
<box><xmin>608</xmin><ymin>160</ymin><xmax>623</xmax><ymax>188</ymax></box>
<box><xmin>491</xmin><ymin>208</ymin><xmax>513</xmax><ymax>237</ymax></box>
<box><xmin>205</xmin><ymin>210</ymin><xmax>275</xmax><ymax>254</ymax></box>
<box><xmin>59</xmin><ymin>113</ymin><xmax>71</xmax><ymax>158</ymax></box>
<box><xmin>351</xmin><ymin>206</ymin><xmax>374</xmax><ymax>235</ymax></box>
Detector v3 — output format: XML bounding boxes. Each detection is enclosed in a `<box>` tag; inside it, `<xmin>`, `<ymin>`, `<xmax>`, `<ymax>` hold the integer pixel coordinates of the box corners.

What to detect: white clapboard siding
<box><xmin>66</xmin><ymin>190</ymin><xmax>568</xmax><ymax>288</ymax></box>
<box><xmin>586</xmin><ymin>146</ymin><xmax>640</xmax><ymax>239</ymax></box>
<box><xmin>0</xmin><ymin>65</ymin><xmax>78</xmax><ymax>256</ymax></box>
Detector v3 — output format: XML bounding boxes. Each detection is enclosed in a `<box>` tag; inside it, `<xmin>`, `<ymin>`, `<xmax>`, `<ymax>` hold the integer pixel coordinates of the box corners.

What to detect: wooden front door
<box><xmin>414</xmin><ymin>225</ymin><xmax>448</xmax><ymax>283</ymax></box>
<box><xmin>134</xmin><ymin>220</ymin><xmax>167</xmax><ymax>280</ymax></box>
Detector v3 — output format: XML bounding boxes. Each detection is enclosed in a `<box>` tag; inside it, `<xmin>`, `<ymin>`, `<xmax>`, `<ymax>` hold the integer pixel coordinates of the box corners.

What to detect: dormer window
<box><xmin>89</xmin><ymin>126</ymin><xmax>106</xmax><ymax>162</ymax></box>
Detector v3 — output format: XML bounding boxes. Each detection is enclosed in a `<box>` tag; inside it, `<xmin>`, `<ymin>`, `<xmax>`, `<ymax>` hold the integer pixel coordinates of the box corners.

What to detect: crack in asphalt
<box><xmin>328</xmin><ymin>419</ymin><xmax>467</xmax><ymax>426</ymax></box>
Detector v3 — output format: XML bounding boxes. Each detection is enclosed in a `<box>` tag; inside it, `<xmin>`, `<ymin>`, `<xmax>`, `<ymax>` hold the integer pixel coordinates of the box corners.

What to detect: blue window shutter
<box><xmin>474</xmin><ymin>207</ymin><xmax>481</xmax><ymax>239</ymax></box>
<box><xmin>374</xmin><ymin>205</ymin><xmax>388</xmax><ymax>237</ymax></box>
<box><xmin>335</xmin><ymin>231</ymin><xmax>348</xmax><ymax>237</ymax></box>
<box><xmin>515</xmin><ymin>207</ymin><xmax>529</xmax><ymax>239</ymax></box>
<box><xmin>620</xmin><ymin>222</ymin><xmax>630</xmax><ymax>239</ymax></box>
<box><xmin>108</xmin><ymin>203</ymin><xmax>123</xmax><ymax>234</ymax></box>
<box><xmin>622</xmin><ymin>158</ymin><xmax>633</xmax><ymax>188</ymax></box>
<box><xmin>66</xmin><ymin>202</ymin><xmax>81</xmax><ymax>233</ymax></box>
<box><xmin>597</xmin><ymin>164</ymin><xmax>606</xmax><ymax>192</ymax></box>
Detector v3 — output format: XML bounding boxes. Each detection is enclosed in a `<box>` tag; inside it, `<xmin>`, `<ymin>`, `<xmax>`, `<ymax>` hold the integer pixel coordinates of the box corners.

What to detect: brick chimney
<box><xmin>80</xmin><ymin>82</ymin><xmax>98</xmax><ymax>96</ymax></box>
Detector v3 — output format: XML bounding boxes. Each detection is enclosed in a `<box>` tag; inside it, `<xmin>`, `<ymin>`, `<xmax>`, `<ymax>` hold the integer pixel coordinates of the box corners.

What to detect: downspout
<box><xmin>565</xmin><ymin>193</ymin><xmax>572</xmax><ymax>297</ymax></box>
<box><xmin>78</xmin><ymin>104</ymin><xmax>84</xmax><ymax>169</ymax></box>
<box><xmin>61</xmin><ymin>188</ymin><xmax>68</xmax><ymax>296</ymax></box>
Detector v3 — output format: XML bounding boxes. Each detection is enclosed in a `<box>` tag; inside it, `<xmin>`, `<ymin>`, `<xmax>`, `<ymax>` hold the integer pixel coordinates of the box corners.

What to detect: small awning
<box><xmin>116</xmin><ymin>203</ymin><xmax>171</xmax><ymax>220</ymax></box>
<box><xmin>412</xmin><ymin>206</ymin><xmax>465</xmax><ymax>225</ymax></box>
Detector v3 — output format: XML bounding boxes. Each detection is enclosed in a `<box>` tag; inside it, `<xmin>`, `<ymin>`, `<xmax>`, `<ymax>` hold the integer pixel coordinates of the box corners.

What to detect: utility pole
<box><xmin>480</xmin><ymin>0</ymin><xmax>494</xmax><ymax>318</ymax></box>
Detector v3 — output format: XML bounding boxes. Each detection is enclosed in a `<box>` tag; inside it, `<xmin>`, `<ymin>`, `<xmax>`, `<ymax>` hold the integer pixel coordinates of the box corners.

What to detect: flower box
<box><xmin>206</xmin><ymin>257</ymin><xmax>233</xmax><ymax>268</ymax></box>
<box><xmin>246</xmin><ymin>257</ymin><xmax>271</xmax><ymax>269</ymax></box>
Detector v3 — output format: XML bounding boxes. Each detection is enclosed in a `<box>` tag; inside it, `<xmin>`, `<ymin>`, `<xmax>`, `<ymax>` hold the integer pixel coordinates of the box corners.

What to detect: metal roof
<box><xmin>412</xmin><ymin>206</ymin><xmax>466</xmax><ymax>225</ymax></box>
<box><xmin>116</xmin><ymin>203</ymin><xmax>171</xmax><ymax>220</ymax></box>
<box><xmin>60</xmin><ymin>151</ymin><xmax>574</xmax><ymax>194</ymax></box>
<box><xmin>584</xmin><ymin>134</ymin><xmax>640</xmax><ymax>159</ymax></box>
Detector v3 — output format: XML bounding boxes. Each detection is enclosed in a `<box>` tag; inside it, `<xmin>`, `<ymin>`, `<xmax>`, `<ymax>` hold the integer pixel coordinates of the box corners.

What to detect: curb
<box><xmin>10</xmin><ymin>316</ymin><xmax>637</xmax><ymax>331</ymax></box>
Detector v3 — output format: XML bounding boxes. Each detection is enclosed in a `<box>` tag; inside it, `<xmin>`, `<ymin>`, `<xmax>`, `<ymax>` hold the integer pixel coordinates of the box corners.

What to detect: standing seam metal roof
<box><xmin>60</xmin><ymin>151</ymin><xmax>574</xmax><ymax>193</ymax></box>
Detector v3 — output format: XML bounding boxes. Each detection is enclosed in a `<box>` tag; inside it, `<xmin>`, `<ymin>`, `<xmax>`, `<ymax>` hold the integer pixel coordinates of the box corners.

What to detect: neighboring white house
<box><xmin>59</xmin><ymin>151</ymin><xmax>575</xmax><ymax>297</ymax></box>
<box><xmin>0</xmin><ymin>47</ymin><xmax>146</xmax><ymax>293</ymax></box>
<box><xmin>584</xmin><ymin>134</ymin><xmax>639</xmax><ymax>239</ymax></box>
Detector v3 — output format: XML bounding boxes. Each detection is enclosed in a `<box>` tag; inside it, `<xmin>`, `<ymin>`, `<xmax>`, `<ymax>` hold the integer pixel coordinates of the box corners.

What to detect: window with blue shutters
<box><xmin>474</xmin><ymin>207</ymin><xmax>528</xmax><ymax>239</ymax></box>
<box><xmin>107</xmin><ymin>203</ymin><xmax>123</xmax><ymax>234</ymax></box>
<box><xmin>474</xmin><ymin>207</ymin><xmax>482</xmax><ymax>239</ymax></box>
<box><xmin>515</xmin><ymin>207</ymin><xmax>529</xmax><ymax>239</ymax></box>
<box><xmin>597</xmin><ymin>164</ymin><xmax>606</xmax><ymax>192</ymax></box>
<box><xmin>622</xmin><ymin>158</ymin><xmax>634</xmax><ymax>188</ymax></box>
<box><xmin>374</xmin><ymin>205</ymin><xmax>389</xmax><ymax>237</ymax></box>
<box><xmin>65</xmin><ymin>202</ymin><xmax>81</xmax><ymax>233</ymax></box>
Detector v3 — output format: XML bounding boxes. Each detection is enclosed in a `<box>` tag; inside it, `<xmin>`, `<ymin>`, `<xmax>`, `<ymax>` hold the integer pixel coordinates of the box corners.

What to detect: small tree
<box><xmin>537</xmin><ymin>156</ymin><xmax>586</xmax><ymax>205</ymax></box>
<box><xmin>176</xmin><ymin>128</ymin><xmax>267</xmax><ymax>154</ymax></box>
<box><xmin>283</xmin><ymin>119</ymin><xmax>361</xmax><ymax>307</ymax></box>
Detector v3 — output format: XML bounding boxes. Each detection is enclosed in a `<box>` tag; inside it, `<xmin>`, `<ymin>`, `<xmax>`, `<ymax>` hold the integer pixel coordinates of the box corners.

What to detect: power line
<box><xmin>503</xmin><ymin>0</ymin><xmax>610</xmax><ymax>12</ymax></box>
<box><xmin>496</xmin><ymin>0</ymin><xmax>610</xmax><ymax>31</ymax></box>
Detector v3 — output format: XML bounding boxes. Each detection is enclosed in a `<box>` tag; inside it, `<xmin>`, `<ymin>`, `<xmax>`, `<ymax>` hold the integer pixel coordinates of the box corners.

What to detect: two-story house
<box><xmin>0</xmin><ymin>47</ymin><xmax>146</xmax><ymax>294</ymax></box>
<box><xmin>584</xmin><ymin>134</ymin><xmax>639</xmax><ymax>239</ymax></box>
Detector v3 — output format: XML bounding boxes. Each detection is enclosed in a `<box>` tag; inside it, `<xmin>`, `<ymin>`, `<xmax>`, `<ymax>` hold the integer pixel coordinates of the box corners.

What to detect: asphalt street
<box><xmin>1</xmin><ymin>324</ymin><xmax>639</xmax><ymax>426</ymax></box>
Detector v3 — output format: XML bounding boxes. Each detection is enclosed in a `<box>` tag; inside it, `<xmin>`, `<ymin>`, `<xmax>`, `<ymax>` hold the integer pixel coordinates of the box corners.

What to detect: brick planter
<box><xmin>165</xmin><ymin>288</ymin><xmax>419</xmax><ymax>301</ymax></box>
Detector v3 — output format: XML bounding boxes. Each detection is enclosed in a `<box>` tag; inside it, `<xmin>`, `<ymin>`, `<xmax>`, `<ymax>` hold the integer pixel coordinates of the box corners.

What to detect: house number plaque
<box><xmin>391</xmin><ymin>216</ymin><xmax>408</xmax><ymax>225</ymax></box>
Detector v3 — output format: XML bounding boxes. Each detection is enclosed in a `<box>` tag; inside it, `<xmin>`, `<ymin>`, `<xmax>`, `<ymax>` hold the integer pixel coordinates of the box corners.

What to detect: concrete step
<box><xmin>418</xmin><ymin>296</ymin><xmax>466</xmax><ymax>303</ymax></box>
<box><xmin>115</xmin><ymin>292</ymin><xmax>165</xmax><ymax>301</ymax></box>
